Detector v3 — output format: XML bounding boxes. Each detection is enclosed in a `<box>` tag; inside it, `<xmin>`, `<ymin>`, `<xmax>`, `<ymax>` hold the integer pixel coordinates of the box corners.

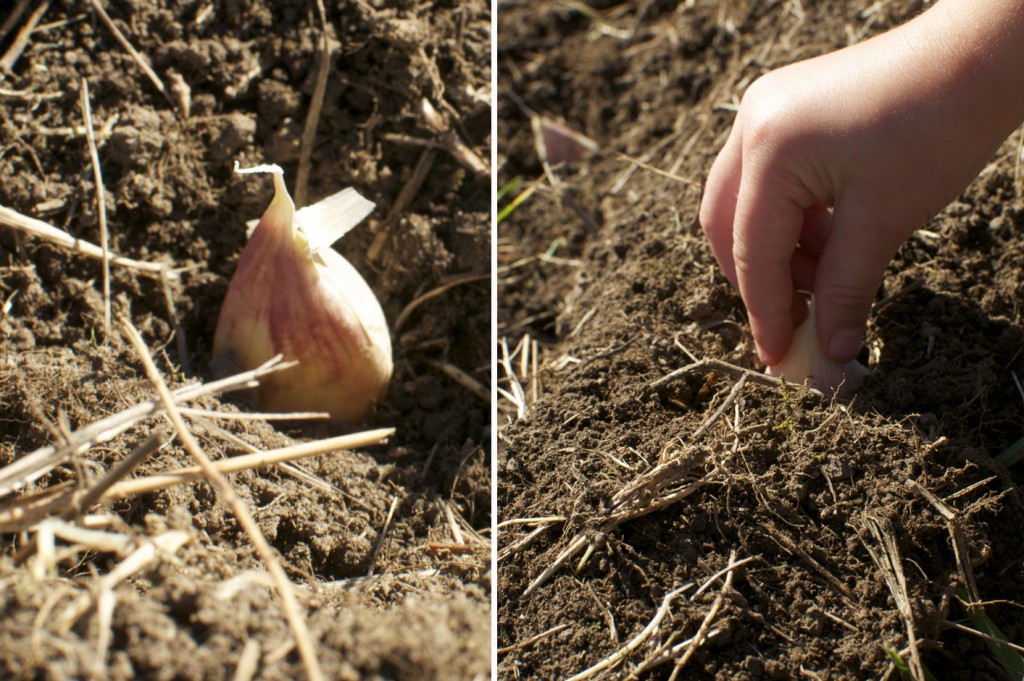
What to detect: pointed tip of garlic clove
<box><xmin>531</xmin><ymin>115</ymin><xmax>599</xmax><ymax>166</ymax></box>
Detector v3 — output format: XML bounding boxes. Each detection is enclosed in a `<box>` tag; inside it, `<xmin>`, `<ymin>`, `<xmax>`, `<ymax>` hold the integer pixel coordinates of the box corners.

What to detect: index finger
<box><xmin>732</xmin><ymin>162</ymin><xmax>809</xmax><ymax>365</ymax></box>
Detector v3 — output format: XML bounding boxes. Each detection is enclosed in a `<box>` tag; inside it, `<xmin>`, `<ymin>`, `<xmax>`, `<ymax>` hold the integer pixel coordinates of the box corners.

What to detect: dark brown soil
<box><xmin>0</xmin><ymin>0</ymin><xmax>490</xmax><ymax>679</ymax></box>
<box><xmin>497</xmin><ymin>2</ymin><xmax>1023</xmax><ymax>680</ymax></box>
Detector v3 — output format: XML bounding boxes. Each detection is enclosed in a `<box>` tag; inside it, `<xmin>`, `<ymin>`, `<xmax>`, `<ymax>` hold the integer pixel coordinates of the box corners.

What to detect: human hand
<box><xmin>698</xmin><ymin>0</ymin><xmax>1024</xmax><ymax>368</ymax></box>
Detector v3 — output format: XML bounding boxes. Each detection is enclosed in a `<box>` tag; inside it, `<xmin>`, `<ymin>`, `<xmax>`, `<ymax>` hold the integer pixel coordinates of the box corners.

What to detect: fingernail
<box><xmin>828</xmin><ymin>329</ymin><xmax>862</xmax><ymax>362</ymax></box>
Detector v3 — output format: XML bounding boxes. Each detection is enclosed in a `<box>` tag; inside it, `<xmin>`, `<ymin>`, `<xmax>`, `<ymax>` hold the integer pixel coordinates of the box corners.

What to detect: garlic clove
<box><xmin>765</xmin><ymin>299</ymin><xmax>868</xmax><ymax>398</ymax></box>
<box><xmin>530</xmin><ymin>115</ymin><xmax>599</xmax><ymax>166</ymax></box>
<box><xmin>212</xmin><ymin>165</ymin><xmax>392</xmax><ymax>422</ymax></box>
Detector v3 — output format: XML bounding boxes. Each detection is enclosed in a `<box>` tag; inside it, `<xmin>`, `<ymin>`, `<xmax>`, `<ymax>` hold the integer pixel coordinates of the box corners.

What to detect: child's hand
<box><xmin>698</xmin><ymin>0</ymin><xmax>1024</xmax><ymax>367</ymax></box>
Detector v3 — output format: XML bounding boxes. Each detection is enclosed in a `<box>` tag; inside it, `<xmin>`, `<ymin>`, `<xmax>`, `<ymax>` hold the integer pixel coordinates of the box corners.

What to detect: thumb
<box><xmin>813</xmin><ymin>204</ymin><xmax>902</xmax><ymax>363</ymax></box>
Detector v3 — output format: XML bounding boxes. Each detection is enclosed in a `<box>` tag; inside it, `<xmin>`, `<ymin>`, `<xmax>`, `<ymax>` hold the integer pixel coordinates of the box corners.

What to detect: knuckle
<box><xmin>818</xmin><ymin>281</ymin><xmax>878</xmax><ymax>313</ymax></box>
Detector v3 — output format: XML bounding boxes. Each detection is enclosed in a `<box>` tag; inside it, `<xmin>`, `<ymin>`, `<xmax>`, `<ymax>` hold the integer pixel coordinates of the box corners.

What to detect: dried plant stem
<box><xmin>498</xmin><ymin>523</ymin><xmax>555</xmax><ymax>561</ymax></box>
<box><xmin>64</xmin><ymin>432</ymin><xmax>164</xmax><ymax>518</ymax></box>
<box><xmin>0</xmin><ymin>0</ymin><xmax>49</xmax><ymax>75</ymax></box>
<box><xmin>668</xmin><ymin>550</ymin><xmax>744</xmax><ymax>679</ymax></box>
<box><xmin>496</xmin><ymin>624</ymin><xmax>570</xmax><ymax>654</ymax></box>
<box><xmin>79</xmin><ymin>78</ymin><xmax>111</xmax><ymax>339</ymax></box>
<box><xmin>0</xmin><ymin>205</ymin><xmax>177</xmax><ymax>279</ymax></box>
<box><xmin>294</xmin><ymin>0</ymin><xmax>331</xmax><ymax>208</ymax></box>
<box><xmin>394</xmin><ymin>273</ymin><xmax>489</xmax><ymax>332</ymax></box>
<box><xmin>367</xmin><ymin>148</ymin><xmax>436</xmax><ymax>262</ymax></box>
<box><xmin>105</xmin><ymin>428</ymin><xmax>393</xmax><ymax>500</ymax></box>
<box><xmin>692</xmin><ymin>373</ymin><xmax>747</xmax><ymax>440</ymax></box>
<box><xmin>567</xmin><ymin>583</ymin><xmax>694</xmax><ymax>681</ymax></box>
<box><xmin>427</xmin><ymin>359</ymin><xmax>489</xmax><ymax>403</ymax></box>
<box><xmin>0</xmin><ymin>428</ymin><xmax>393</xmax><ymax>532</ymax></box>
<box><xmin>366</xmin><ymin>496</ymin><xmax>399</xmax><ymax>577</ymax></box>
<box><xmin>86</xmin><ymin>0</ymin><xmax>173</xmax><ymax>109</ymax></box>
<box><xmin>862</xmin><ymin>515</ymin><xmax>924</xmax><ymax>681</ymax></box>
<box><xmin>652</xmin><ymin>358</ymin><xmax>789</xmax><ymax>391</ymax></box>
<box><xmin>614</xmin><ymin>150</ymin><xmax>700</xmax><ymax>188</ymax></box>
<box><xmin>420</xmin><ymin>98</ymin><xmax>488</xmax><ymax>176</ymax></box>
<box><xmin>0</xmin><ymin>0</ymin><xmax>32</xmax><ymax>46</ymax></box>
<box><xmin>159</xmin><ymin>266</ymin><xmax>189</xmax><ymax>374</ymax></box>
<box><xmin>120</xmin><ymin>317</ymin><xmax>324</xmax><ymax>681</ymax></box>
<box><xmin>906</xmin><ymin>479</ymin><xmax>980</xmax><ymax>603</ymax></box>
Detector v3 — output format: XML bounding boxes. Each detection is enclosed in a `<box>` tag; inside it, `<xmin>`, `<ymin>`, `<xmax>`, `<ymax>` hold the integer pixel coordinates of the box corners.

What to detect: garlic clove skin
<box><xmin>213</xmin><ymin>169</ymin><xmax>392</xmax><ymax>422</ymax></box>
<box><xmin>765</xmin><ymin>300</ymin><xmax>868</xmax><ymax>398</ymax></box>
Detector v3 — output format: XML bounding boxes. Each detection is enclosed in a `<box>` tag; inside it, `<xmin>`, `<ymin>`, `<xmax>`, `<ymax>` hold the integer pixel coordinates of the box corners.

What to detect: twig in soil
<box><xmin>496</xmin><ymin>516</ymin><xmax>567</xmax><ymax>529</ymax></box>
<box><xmin>632</xmin><ymin>554</ymin><xmax>754</xmax><ymax>677</ymax></box>
<box><xmin>442</xmin><ymin>500</ymin><xmax>465</xmax><ymax>545</ymax></box>
<box><xmin>906</xmin><ymin>479</ymin><xmax>980</xmax><ymax>604</ymax></box>
<box><xmin>651</xmin><ymin>358</ymin><xmax>788</xmax><ymax>391</ymax></box>
<box><xmin>367</xmin><ymin>148</ymin><xmax>436</xmax><ymax>262</ymax></box>
<box><xmin>0</xmin><ymin>355</ymin><xmax>294</xmax><ymax>499</ymax></box>
<box><xmin>159</xmin><ymin>266</ymin><xmax>190</xmax><ymax>374</ymax></box>
<box><xmin>367</xmin><ymin>496</ymin><xmax>399</xmax><ymax>577</ymax></box>
<box><xmin>579</xmin><ymin>579</ymin><xmax>619</xmax><ymax>644</ymax></box>
<box><xmin>566</xmin><ymin>583</ymin><xmax>694</xmax><ymax>681</ymax></box>
<box><xmin>523</xmin><ymin>461</ymin><xmax>709</xmax><ymax>598</ymax></box>
<box><xmin>120</xmin><ymin>317</ymin><xmax>326</xmax><ymax>681</ymax></box>
<box><xmin>764</xmin><ymin>524</ymin><xmax>856</xmax><ymax>606</ymax></box>
<box><xmin>497</xmin><ymin>624</ymin><xmax>571</xmax><ymax>654</ymax></box>
<box><xmin>189</xmin><ymin>418</ymin><xmax>375</xmax><ymax>513</ymax></box>
<box><xmin>419</xmin><ymin>98</ymin><xmax>489</xmax><ymax>176</ymax></box>
<box><xmin>0</xmin><ymin>86</ymin><xmax>61</xmax><ymax>100</ymax></box>
<box><xmin>393</xmin><ymin>273</ymin><xmax>489</xmax><ymax>333</ymax></box>
<box><xmin>518</xmin><ymin>379</ymin><xmax>745</xmax><ymax>603</ymax></box>
<box><xmin>0</xmin><ymin>204</ymin><xmax>179</xmax><ymax>279</ymax></box>
<box><xmin>79</xmin><ymin>78</ymin><xmax>111</xmax><ymax>340</ymax></box>
<box><xmin>86</xmin><ymin>0</ymin><xmax>177</xmax><ymax>112</ymax></box>
<box><xmin>943</xmin><ymin>619</ymin><xmax>1024</xmax><ymax>655</ymax></box>
<box><xmin>323</xmin><ymin>567</ymin><xmax>440</xmax><ymax>591</ymax></box>
<box><xmin>427</xmin><ymin>359</ymin><xmax>489</xmax><ymax>404</ymax></box>
<box><xmin>498</xmin><ymin>524</ymin><xmax>558</xmax><ymax>561</ymax></box>
<box><xmin>667</xmin><ymin>550</ymin><xmax>746</xmax><ymax>680</ymax></box>
<box><xmin>293</xmin><ymin>0</ymin><xmax>331</xmax><ymax>208</ymax></box>
<box><xmin>62</xmin><ymin>432</ymin><xmax>164</xmax><ymax>520</ymax></box>
<box><xmin>176</xmin><ymin>407</ymin><xmax>329</xmax><ymax>421</ymax></box>
<box><xmin>499</xmin><ymin>336</ymin><xmax>529</xmax><ymax>420</ymax></box>
<box><xmin>613</xmin><ymin>150</ymin><xmax>700</xmax><ymax>188</ymax></box>
<box><xmin>233</xmin><ymin>639</ymin><xmax>262</xmax><ymax>681</ymax></box>
<box><xmin>0</xmin><ymin>0</ymin><xmax>49</xmax><ymax>76</ymax></box>
<box><xmin>0</xmin><ymin>0</ymin><xmax>32</xmax><ymax>45</ymax></box>
<box><xmin>33</xmin><ymin>112</ymin><xmax>120</xmax><ymax>139</ymax></box>
<box><xmin>103</xmin><ymin>428</ymin><xmax>393</xmax><ymax>501</ymax></box>
<box><xmin>522</xmin><ymin>534</ymin><xmax>591</xmax><ymax>599</ymax></box>
<box><xmin>874</xmin><ymin>277</ymin><xmax>924</xmax><ymax>310</ymax></box>
<box><xmin>692</xmin><ymin>373</ymin><xmax>748</xmax><ymax>440</ymax></box>
<box><xmin>862</xmin><ymin>515</ymin><xmax>924</xmax><ymax>681</ymax></box>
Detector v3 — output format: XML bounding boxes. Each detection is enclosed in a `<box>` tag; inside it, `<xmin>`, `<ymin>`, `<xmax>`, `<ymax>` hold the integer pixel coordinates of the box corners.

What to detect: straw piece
<box><xmin>104</xmin><ymin>428</ymin><xmax>393</xmax><ymax>499</ymax></box>
<box><xmin>0</xmin><ymin>204</ymin><xmax>177</xmax><ymax>279</ymax></box>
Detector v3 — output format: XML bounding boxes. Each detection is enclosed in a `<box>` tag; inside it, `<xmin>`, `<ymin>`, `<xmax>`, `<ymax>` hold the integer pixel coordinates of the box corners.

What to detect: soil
<box><xmin>497</xmin><ymin>2</ymin><xmax>1024</xmax><ymax>680</ymax></box>
<box><xmin>0</xmin><ymin>1</ymin><xmax>490</xmax><ymax>679</ymax></box>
